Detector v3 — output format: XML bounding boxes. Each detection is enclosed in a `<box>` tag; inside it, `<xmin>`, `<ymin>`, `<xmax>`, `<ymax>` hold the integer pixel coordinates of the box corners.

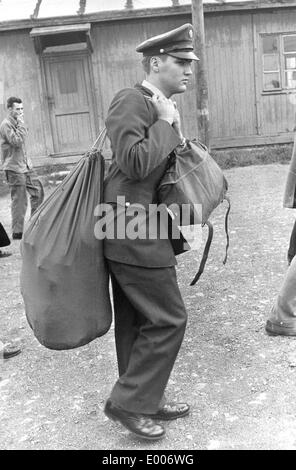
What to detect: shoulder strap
<box><xmin>190</xmin><ymin>195</ymin><xmax>231</xmax><ymax>286</ymax></box>
<box><xmin>190</xmin><ymin>221</ymin><xmax>213</xmax><ymax>286</ymax></box>
<box><xmin>90</xmin><ymin>127</ymin><xmax>107</xmax><ymax>152</ymax></box>
<box><xmin>222</xmin><ymin>196</ymin><xmax>231</xmax><ymax>265</ymax></box>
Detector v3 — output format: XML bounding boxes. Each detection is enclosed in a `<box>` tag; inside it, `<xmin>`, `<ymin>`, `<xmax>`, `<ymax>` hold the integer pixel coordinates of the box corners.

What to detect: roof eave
<box><xmin>0</xmin><ymin>1</ymin><xmax>295</xmax><ymax>33</ymax></box>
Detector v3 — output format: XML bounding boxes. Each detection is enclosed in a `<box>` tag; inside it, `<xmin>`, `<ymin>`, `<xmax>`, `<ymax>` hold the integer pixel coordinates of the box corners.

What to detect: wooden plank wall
<box><xmin>0</xmin><ymin>29</ymin><xmax>49</xmax><ymax>158</ymax></box>
<box><xmin>205</xmin><ymin>12</ymin><xmax>257</xmax><ymax>144</ymax></box>
<box><xmin>1</xmin><ymin>7</ymin><xmax>296</xmax><ymax>161</ymax></box>
<box><xmin>91</xmin><ymin>12</ymin><xmax>260</xmax><ymax>149</ymax></box>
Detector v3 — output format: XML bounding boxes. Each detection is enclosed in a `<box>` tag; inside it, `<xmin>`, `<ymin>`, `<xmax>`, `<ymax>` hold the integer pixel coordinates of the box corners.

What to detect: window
<box><xmin>283</xmin><ymin>35</ymin><xmax>296</xmax><ymax>89</ymax></box>
<box><xmin>262</xmin><ymin>33</ymin><xmax>296</xmax><ymax>92</ymax></box>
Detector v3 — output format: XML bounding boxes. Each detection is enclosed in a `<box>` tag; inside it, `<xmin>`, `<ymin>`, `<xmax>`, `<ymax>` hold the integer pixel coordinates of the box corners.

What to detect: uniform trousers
<box><xmin>107</xmin><ymin>259</ymin><xmax>187</xmax><ymax>414</ymax></box>
<box><xmin>269</xmin><ymin>255</ymin><xmax>296</xmax><ymax>327</ymax></box>
<box><xmin>5</xmin><ymin>170</ymin><xmax>44</xmax><ymax>234</ymax></box>
<box><xmin>288</xmin><ymin>219</ymin><xmax>296</xmax><ymax>264</ymax></box>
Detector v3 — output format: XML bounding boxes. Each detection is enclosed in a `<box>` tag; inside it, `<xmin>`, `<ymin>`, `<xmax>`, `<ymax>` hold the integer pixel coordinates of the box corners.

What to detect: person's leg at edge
<box><xmin>266</xmin><ymin>255</ymin><xmax>296</xmax><ymax>335</ymax></box>
<box><xmin>288</xmin><ymin>219</ymin><xmax>296</xmax><ymax>265</ymax></box>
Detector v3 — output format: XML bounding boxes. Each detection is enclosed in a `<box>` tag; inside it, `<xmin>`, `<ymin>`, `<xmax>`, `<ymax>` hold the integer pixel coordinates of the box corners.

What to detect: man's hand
<box><xmin>16</xmin><ymin>114</ymin><xmax>24</xmax><ymax>125</ymax></box>
<box><xmin>151</xmin><ymin>95</ymin><xmax>175</xmax><ymax>125</ymax></box>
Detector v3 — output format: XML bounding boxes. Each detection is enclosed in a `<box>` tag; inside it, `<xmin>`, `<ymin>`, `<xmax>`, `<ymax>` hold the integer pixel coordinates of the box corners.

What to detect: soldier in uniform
<box><xmin>103</xmin><ymin>24</ymin><xmax>199</xmax><ymax>440</ymax></box>
<box><xmin>266</xmin><ymin>135</ymin><xmax>296</xmax><ymax>336</ymax></box>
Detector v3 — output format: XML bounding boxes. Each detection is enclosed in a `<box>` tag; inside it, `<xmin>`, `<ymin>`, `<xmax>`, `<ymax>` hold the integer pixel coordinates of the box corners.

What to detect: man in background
<box><xmin>0</xmin><ymin>97</ymin><xmax>44</xmax><ymax>240</ymax></box>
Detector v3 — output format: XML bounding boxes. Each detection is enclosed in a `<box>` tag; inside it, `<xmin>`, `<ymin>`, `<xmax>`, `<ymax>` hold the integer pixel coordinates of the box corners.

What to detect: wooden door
<box><xmin>44</xmin><ymin>53</ymin><xmax>96</xmax><ymax>154</ymax></box>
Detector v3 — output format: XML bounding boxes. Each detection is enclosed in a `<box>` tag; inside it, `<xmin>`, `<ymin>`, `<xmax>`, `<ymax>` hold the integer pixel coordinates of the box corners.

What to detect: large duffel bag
<box><xmin>20</xmin><ymin>130</ymin><xmax>112</xmax><ymax>350</ymax></box>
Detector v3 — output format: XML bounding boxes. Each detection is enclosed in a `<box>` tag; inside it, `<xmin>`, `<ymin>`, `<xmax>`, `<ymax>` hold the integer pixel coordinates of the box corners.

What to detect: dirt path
<box><xmin>1</xmin><ymin>163</ymin><xmax>296</xmax><ymax>450</ymax></box>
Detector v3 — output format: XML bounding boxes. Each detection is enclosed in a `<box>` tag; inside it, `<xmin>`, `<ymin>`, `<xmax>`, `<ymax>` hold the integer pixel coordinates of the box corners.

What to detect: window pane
<box><xmin>58</xmin><ymin>65</ymin><xmax>78</xmax><ymax>94</ymax></box>
<box><xmin>263</xmin><ymin>54</ymin><xmax>279</xmax><ymax>71</ymax></box>
<box><xmin>262</xmin><ymin>36</ymin><xmax>278</xmax><ymax>53</ymax></box>
<box><xmin>284</xmin><ymin>35</ymin><xmax>296</xmax><ymax>53</ymax></box>
<box><xmin>285</xmin><ymin>54</ymin><xmax>296</xmax><ymax>69</ymax></box>
<box><xmin>263</xmin><ymin>73</ymin><xmax>280</xmax><ymax>90</ymax></box>
<box><xmin>285</xmin><ymin>71</ymin><xmax>296</xmax><ymax>89</ymax></box>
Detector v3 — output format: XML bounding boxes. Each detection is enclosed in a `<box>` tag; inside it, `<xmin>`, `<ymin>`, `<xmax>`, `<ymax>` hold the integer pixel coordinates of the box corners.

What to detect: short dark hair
<box><xmin>7</xmin><ymin>96</ymin><xmax>22</xmax><ymax>109</ymax></box>
<box><xmin>142</xmin><ymin>55</ymin><xmax>168</xmax><ymax>74</ymax></box>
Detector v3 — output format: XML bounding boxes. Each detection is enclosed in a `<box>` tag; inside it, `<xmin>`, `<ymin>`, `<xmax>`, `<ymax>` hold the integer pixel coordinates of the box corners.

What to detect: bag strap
<box><xmin>90</xmin><ymin>127</ymin><xmax>107</xmax><ymax>152</ymax></box>
<box><xmin>190</xmin><ymin>196</ymin><xmax>231</xmax><ymax>286</ymax></box>
<box><xmin>190</xmin><ymin>221</ymin><xmax>213</xmax><ymax>286</ymax></box>
<box><xmin>222</xmin><ymin>196</ymin><xmax>231</xmax><ymax>265</ymax></box>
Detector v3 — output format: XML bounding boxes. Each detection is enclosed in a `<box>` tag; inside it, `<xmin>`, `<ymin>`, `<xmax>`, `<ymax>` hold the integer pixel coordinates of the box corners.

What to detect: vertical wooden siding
<box><xmin>2</xmin><ymin>8</ymin><xmax>296</xmax><ymax>161</ymax></box>
<box><xmin>205</xmin><ymin>13</ymin><xmax>257</xmax><ymax>141</ymax></box>
<box><xmin>0</xmin><ymin>29</ymin><xmax>48</xmax><ymax>158</ymax></box>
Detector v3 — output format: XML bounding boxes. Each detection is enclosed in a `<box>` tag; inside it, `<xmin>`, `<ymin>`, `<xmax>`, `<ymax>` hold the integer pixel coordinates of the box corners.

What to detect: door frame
<box><xmin>40</xmin><ymin>49</ymin><xmax>99</xmax><ymax>157</ymax></box>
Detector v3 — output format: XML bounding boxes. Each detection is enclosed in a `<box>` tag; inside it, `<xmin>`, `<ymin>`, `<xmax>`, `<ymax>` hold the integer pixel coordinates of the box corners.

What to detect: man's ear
<box><xmin>150</xmin><ymin>56</ymin><xmax>160</xmax><ymax>72</ymax></box>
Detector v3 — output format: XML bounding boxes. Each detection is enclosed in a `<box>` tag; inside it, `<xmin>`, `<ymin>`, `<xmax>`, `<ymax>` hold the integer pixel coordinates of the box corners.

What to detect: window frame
<box><xmin>261</xmin><ymin>32</ymin><xmax>296</xmax><ymax>94</ymax></box>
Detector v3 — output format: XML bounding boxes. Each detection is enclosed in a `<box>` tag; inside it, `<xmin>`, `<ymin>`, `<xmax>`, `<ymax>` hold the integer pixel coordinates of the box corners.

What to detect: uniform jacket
<box><xmin>0</xmin><ymin>116</ymin><xmax>32</xmax><ymax>173</ymax></box>
<box><xmin>103</xmin><ymin>84</ymin><xmax>188</xmax><ymax>267</ymax></box>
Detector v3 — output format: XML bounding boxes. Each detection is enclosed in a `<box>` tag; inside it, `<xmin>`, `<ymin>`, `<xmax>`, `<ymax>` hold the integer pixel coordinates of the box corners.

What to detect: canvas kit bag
<box><xmin>20</xmin><ymin>129</ymin><xmax>112</xmax><ymax>350</ymax></box>
<box><xmin>158</xmin><ymin>138</ymin><xmax>230</xmax><ymax>285</ymax></box>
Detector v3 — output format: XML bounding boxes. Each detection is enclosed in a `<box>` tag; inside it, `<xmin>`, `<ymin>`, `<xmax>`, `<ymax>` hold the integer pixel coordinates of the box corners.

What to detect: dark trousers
<box><xmin>107</xmin><ymin>259</ymin><xmax>187</xmax><ymax>414</ymax></box>
<box><xmin>288</xmin><ymin>219</ymin><xmax>296</xmax><ymax>263</ymax></box>
<box><xmin>5</xmin><ymin>170</ymin><xmax>44</xmax><ymax>234</ymax></box>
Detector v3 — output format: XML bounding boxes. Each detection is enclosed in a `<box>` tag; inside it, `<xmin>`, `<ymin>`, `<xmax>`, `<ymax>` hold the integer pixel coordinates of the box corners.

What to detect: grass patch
<box><xmin>212</xmin><ymin>143</ymin><xmax>293</xmax><ymax>169</ymax></box>
<box><xmin>0</xmin><ymin>143</ymin><xmax>293</xmax><ymax>196</ymax></box>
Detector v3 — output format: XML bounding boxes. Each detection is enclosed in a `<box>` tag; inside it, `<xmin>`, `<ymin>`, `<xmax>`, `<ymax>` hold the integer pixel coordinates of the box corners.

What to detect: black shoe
<box><xmin>3</xmin><ymin>345</ymin><xmax>21</xmax><ymax>359</ymax></box>
<box><xmin>149</xmin><ymin>402</ymin><xmax>190</xmax><ymax>421</ymax></box>
<box><xmin>104</xmin><ymin>399</ymin><xmax>165</xmax><ymax>440</ymax></box>
<box><xmin>12</xmin><ymin>233</ymin><xmax>22</xmax><ymax>240</ymax></box>
<box><xmin>0</xmin><ymin>250</ymin><xmax>12</xmax><ymax>258</ymax></box>
<box><xmin>265</xmin><ymin>320</ymin><xmax>296</xmax><ymax>336</ymax></box>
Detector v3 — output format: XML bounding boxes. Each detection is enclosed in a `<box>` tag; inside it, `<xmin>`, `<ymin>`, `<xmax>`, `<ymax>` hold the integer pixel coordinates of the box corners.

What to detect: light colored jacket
<box><xmin>0</xmin><ymin>115</ymin><xmax>32</xmax><ymax>173</ymax></box>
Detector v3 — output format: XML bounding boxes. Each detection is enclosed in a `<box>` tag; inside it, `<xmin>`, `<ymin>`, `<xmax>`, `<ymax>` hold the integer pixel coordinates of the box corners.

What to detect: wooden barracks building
<box><xmin>1</xmin><ymin>0</ymin><xmax>296</xmax><ymax>166</ymax></box>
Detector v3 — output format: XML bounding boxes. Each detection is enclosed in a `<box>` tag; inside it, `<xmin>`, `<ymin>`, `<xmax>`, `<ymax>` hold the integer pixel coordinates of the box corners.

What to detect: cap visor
<box><xmin>168</xmin><ymin>51</ymin><xmax>199</xmax><ymax>61</ymax></box>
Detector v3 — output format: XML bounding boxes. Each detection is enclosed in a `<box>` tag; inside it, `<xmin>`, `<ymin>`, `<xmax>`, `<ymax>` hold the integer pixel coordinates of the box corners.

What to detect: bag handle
<box><xmin>222</xmin><ymin>196</ymin><xmax>231</xmax><ymax>265</ymax></box>
<box><xmin>190</xmin><ymin>221</ymin><xmax>214</xmax><ymax>286</ymax></box>
<box><xmin>190</xmin><ymin>196</ymin><xmax>230</xmax><ymax>286</ymax></box>
<box><xmin>90</xmin><ymin>127</ymin><xmax>107</xmax><ymax>152</ymax></box>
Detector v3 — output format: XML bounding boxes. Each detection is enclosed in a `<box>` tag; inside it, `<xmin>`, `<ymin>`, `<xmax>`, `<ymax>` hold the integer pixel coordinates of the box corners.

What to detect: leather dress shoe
<box><xmin>0</xmin><ymin>250</ymin><xmax>12</xmax><ymax>258</ymax></box>
<box><xmin>104</xmin><ymin>399</ymin><xmax>165</xmax><ymax>440</ymax></box>
<box><xmin>149</xmin><ymin>402</ymin><xmax>190</xmax><ymax>421</ymax></box>
<box><xmin>12</xmin><ymin>232</ymin><xmax>22</xmax><ymax>240</ymax></box>
<box><xmin>2</xmin><ymin>345</ymin><xmax>21</xmax><ymax>359</ymax></box>
<box><xmin>265</xmin><ymin>320</ymin><xmax>296</xmax><ymax>336</ymax></box>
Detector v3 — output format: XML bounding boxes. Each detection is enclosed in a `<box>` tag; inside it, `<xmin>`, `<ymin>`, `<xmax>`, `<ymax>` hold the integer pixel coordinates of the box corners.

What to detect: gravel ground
<box><xmin>1</xmin><ymin>163</ymin><xmax>296</xmax><ymax>451</ymax></box>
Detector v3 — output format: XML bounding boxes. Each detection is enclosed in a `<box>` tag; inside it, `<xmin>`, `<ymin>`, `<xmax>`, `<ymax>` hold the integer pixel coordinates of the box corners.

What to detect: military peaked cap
<box><xmin>136</xmin><ymin>23</ymin><xmax>199</xmax><ymax>61</ymax></box>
